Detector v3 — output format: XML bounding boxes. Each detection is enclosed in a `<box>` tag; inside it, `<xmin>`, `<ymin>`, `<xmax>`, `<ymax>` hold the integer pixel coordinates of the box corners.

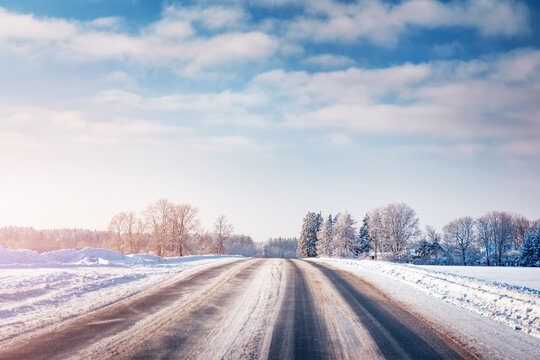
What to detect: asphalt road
<box><xmin>0</xmin><ymin>259</ymin><xmax>476</xmax><ymax>360</ymax></box>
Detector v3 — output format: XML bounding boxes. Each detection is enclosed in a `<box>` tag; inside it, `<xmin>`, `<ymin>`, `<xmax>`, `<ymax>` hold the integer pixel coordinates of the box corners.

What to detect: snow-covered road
<box><xmin>1</xmin><ymin>248</ymin><xmax>539</xmax><ymax>360</ymax></box>
<box><xmin>2</xmin><ymin>258</ymin><xmax>476</xmax><ymax>360</ymax></box>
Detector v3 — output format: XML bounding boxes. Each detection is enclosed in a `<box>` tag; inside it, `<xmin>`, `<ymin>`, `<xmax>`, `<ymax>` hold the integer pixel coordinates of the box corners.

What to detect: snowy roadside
<box><xmin>311</xmin><ymin>258</ymin><xmax>540</xmax><ymax>340</ymax></box>
<box><xmin>0</xmin><ymin>246</ymin><xmax>243</xmax><ymax>345</ymax></box>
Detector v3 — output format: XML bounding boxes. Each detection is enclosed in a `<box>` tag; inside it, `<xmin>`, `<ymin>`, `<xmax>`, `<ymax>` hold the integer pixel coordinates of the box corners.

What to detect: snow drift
<box><xmin>0</xmin><ymin>246</ymin><xmax>238</xmax><ymax>267</ymax></box>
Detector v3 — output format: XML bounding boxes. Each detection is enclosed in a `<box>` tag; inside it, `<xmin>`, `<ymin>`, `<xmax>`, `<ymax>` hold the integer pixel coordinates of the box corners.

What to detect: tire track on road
<box><xmin>0</xmin><ymin>258</ymin><xmax>247</xmax><ymax>360</ymax></box>
<box><xmin>111</xmin><ymin>259</ymin><xmax>266</xmax><ymax>359</ymax></box>
<box><xmin>308</xmin><ymin>261</ymin><xmax>476</xmax><ymax>360</ymax></box>
<box><xmin>268</xmin><ymin>260</ymin><xmax>332</xmax><ymax>360</ymax></box>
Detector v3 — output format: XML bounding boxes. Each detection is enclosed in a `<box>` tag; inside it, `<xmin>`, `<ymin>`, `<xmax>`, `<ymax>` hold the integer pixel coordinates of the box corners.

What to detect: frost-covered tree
<box><xmin>297</xmin><ymin>211</ymin><xmax>322</xmax><ymax>258</ymax></box>
<box><xmin>214</xmin><ymin>215</ymin><xmax>234</xmax><ymax>255</ymax></box>
<box><xmin>382</xmin><ymin>203</ymin><xmax>420</xmax><ymax>255</ymax></box>
<box><xmin>332</xmin><ymin>212</ymin><xmax>357</xmax><ymax>257</ymax></box>
<box><xmin>512</xmin><ymin>215</ymin><xmax>531</xmax><ymax>248</ymax></box>
<box><xmin>476</xmin><ymin>211</ymin><xmax>514</xmax><ymax>266</ymax></box>
<box><xmin>476</xmin><ymin>215</ymin><xmax>494</xmax><ymax>266</ymax></box>
<box><xmin>225</xmin><ymin>235</ymin><xmax>257</xmax><ymax>257</ymax></box>
<box><xmin>367</xmin><ymin>203</ymin><xmax>419</xmax><ymax>257</ymax></box>
<box><xmin>367</xmin><ymin>208</ymin><xmax>384</xmax><ymax>259</ymax></box>
<box><xmin>415</xmin><ymin>226</ymin><xmax>445</xmax><ymax>263</ymax></box>
<box><xmin>263</xmin><ymin>237</ymin><xmax>297</xmax><ymax>258</ymax></box>
<box><xmin>356</xmin><ymin>215</ymin><xmax>372</xmax><ymax>255</ymax></box>
<box><xmin>520</xmin><ymin>226</ymin><xmax>540</xmax><ymax>267</ymax></box>
<box><xmin>493</xmin><ymin>212</ymin><xmax>515</xmax><ymax>266</ymax></box>
<box><xmin>444</xmin><ymin>217</ymin><xmax>475</xmax><ymax>265</ymax></box>
<box><xmin>317</xmin><ymin>215</ymin><xmax>334</xmax><ymax>257</ymax></box>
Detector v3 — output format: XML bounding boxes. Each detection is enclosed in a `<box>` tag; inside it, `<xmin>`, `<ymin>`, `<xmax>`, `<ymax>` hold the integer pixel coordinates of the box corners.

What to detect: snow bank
<box><xmin>313</xmin><ymin>258</ymin><xmax>540</xmax><ymax>338</ymax></box>
<box><xmin>0</xmin><ymin>246</ymin><xmax>239</xmax><ymax>267</ymax></box>
<box><xmin>0</xmin><ymin>247</ymin><xmax>242</xmax><ymax>345</ymax></box>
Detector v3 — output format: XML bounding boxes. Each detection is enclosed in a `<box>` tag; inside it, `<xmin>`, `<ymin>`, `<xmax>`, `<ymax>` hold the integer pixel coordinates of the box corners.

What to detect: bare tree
<box><xmin>476</xmin><ymin>215</ymin><xmax>493</xmax><ymax>265</ymax></box>
<box><xmin>214</xmin><ymin>215</ymin><xmax>234</xmax><ymax>255</ymax></box>
<box><xmin>133</xmin><ymin>217</ymin><xmax>148</xmax><ymax>253</ymax></box>
<box><xmin>108</xmin><ymin>212</ymin><xmax>127</xmax><ymax>252</ymax></box>
<box><xmin>123</xmin><ymin>211</ymin><xmax>140</xmax><ymax>254</ymax></box>
<box><xmin>512</xmin><ymin>215</ymin><xmax>531</xmax><ymax>248</ymax></box>
<box><xmin>425</xmin><ymin>225</ymin><xmax>442</xmax><ymax>244</ymax></box>
<box><xmin>492</xmin><ymin>211</ymin><xmax>514</xmax><ymax>266</ymax></box>
<box><xmin>144</xmin><ymin>199</ymin><xmax>173</xmax><ymax>257</ymax></box>
<box><xmin>170</xmin><ymin>204</ymin><xmax>200</xmax><ymax>256</ymax></box>
<box><xmin>444</xmin><ymin>217</ymin><xmax>475</xmax><ymax>265</ymax></box>
<box><xmin>195</xmin><ymin>228</ymin><xmax>215</xmax><ymax>255</ymax></box>
<box><xmin>476</xmin><ymin>211</ymin><xmax>515</xmax><ymax>265</ymax></box>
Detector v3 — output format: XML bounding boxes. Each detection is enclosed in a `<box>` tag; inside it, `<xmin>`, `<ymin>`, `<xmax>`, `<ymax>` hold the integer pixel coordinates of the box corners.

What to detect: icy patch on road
<box><xmin>312</xmin><ymin>258</ymin><xmax>540</xmax><ymax>338</ymax></box>
<box><xmin>0</xmin><ymin>247</ymin><xmax>242</xmax><ymax>344</ymax></box>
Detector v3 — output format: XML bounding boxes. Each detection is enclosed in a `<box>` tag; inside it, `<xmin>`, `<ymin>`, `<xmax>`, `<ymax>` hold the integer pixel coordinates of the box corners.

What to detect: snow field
<box><xmin>313</xmin><ymin>258</ymin><xmax>540</xmax><ymax>338</ymax></box>
<box><xmin>417</xmin><ymin>265</ymin><xmax>540</xmax><ymax>290</ymax></box>
<box><xmin>0</xmin><ymin>247</ymin><xmax>242</xmax><ymax>345</ymax></box>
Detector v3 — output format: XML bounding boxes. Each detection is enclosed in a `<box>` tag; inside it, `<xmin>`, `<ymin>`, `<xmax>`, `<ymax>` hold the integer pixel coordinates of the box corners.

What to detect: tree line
<box><xmin>106</xmin><ymin>198</ymin><xmax>258</xmax><ymax>257</ymax></box>
<box><xmin>297</xmin><ymin>203</ymin><xmax>540</xmax><ymax>266</ymax></box>
<box><xmin>0</xmin><ymin>227</ymin><xmax>108</xmax><ymax>252</ymax></box>
<box><xmin>0</xmin><ymin>199</ymin><xmax>258</xmax><ymax>258</ymax></box>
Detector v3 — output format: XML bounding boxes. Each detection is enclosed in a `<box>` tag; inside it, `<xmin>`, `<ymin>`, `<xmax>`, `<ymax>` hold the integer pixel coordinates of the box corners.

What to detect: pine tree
<box><xmin>520</xmin><ymin>226</ymin><xmax>540</xmax><ymax>267</ymax></box>
<box><xmin>297</xmin><ymin>211</ymin><xmax>323</xmax><ymax>258</ymax></box>
<box><xmin>317</xmin><ymin>214</ymin><xmax>334</xmax><ymax>257</ymax></box>
<box><xmin>356</xmin><ymin>215</ymin><xmax>372</xmax><ymax>256</ymax></box>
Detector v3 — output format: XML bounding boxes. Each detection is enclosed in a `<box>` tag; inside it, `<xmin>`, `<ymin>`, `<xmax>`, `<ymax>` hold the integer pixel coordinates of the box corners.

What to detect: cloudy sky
<box><xmin>0</xmin><ymin>0</ymin><xmax>539</xmax><ymax>241</ymax></box>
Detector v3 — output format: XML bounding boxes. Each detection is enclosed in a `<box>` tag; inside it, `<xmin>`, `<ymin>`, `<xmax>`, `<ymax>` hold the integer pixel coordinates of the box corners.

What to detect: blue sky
<box><xmin>0</xmin><ymin>0</ymin><xmax>539</xmax><ymax>242</ymax></box>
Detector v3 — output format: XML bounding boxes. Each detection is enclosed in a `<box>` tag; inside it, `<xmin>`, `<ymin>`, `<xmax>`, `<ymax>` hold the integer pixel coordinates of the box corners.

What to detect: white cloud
<box><xmin>395</xmin><ymin>142</ymin><xmax>487</xmax><ymax>157</ymax></box>
<box><xmin>163</xmin><ymin>5</ymin><xmax>247</xmax><ymax>31</ymax></box>
<box><xmin>89</xmin><ymin>89</ymin><xmax>268</xmax><ymax>111</ymax></box>
<box><xmin>0</xmin><ymin>105</ymin><xmax>187</xmax><ymax>145</ymax></box>
<box><xmin>304</xmin><ymin>54</ymin><xmax>355</xmax><ymax>67</ymax></box>
<box><xmin>146</xmin><ymin>18</ymin><xmax>194</xmax><ymax>39</ymax></box>
<box><xmin>0</xmin><ymin>5</ymin><xmax>277</xmax><ymax>71</ymax></box>
<box><xmin>248</xmin><ymin>49</ymin><xmax>540</xmax><ymax>157</ymax></box>
<box><xmin>0</xmin><ymin>7</ymin><xmax>76</xmax><ymax>41</ymax></box>
<box><xmin>285</xmin><ymin>0</ymin><xmax>530</xmax><ymax>45</ymax></box>
<box><xmin>101</xmin><ymin>71</ymin><xmax>134</xmax><ymax>85</ymax></box>
<box><xmin>22</xmin><ymin>47</ymin><xmax>536</xmax><ymax>159</ymax></box>
<box><xmin>499</xmin><ymin>139</ymin><xmax>540</xmax><ymax>157</ymax></box>
<box><xmin>86</xmin><ymin>17</ymin><xmax>123</xmax><ymax>30</ymax></box>
<box><xmin>252</xmin><ymin>63</ymin><xmax>431</xmax><ymax>106</ymax></box>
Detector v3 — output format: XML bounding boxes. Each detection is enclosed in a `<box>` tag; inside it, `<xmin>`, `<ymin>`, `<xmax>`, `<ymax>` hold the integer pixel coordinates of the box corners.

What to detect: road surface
<box><xmin>0</xmin><ymin>259</ymin><xmax>476</xmax><ymax>359</ymax></box>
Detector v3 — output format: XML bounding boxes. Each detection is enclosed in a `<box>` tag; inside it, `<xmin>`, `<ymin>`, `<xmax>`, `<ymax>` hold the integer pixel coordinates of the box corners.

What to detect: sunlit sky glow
<box><xmin>0</xmin><ymin>0</ymin><xmax>539</xmax><ymax>242</ymax></box>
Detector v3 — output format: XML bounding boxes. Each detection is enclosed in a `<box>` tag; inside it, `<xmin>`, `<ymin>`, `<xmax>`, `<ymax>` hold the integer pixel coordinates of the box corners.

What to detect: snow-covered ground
<box><xmin>0</xmin><ymin>246</ymin><xmax>242</xmax><ymax>345</ymax></box>
<box><xmin>313</xmin><ymin>258</ymin><xmax>540</xmax><ymax>340</ymax></box>
<box><xmin>417</xmin><ymin>265</ymin><xmax>540</xmax><ymax>291</ymax></box>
